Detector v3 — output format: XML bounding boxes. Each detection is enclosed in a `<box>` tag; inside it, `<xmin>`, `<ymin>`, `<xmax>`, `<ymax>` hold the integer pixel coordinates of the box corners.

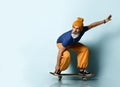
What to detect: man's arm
<box><xmin>87</xmin><ymin>15</ymin><xmax>112</xmax><ymax>29</ymax></box>
<box><xmin>55</xmin><ymin>45</ymin><xmax>66</xmax><ymax>73</ymax></box>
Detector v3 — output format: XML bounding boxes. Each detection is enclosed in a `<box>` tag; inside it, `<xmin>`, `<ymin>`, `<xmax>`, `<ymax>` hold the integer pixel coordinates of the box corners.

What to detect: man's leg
<box><xmin>68</xmin><ymin>43</ymin><xmax>92</xmax><ymax>75</ymax></box>
<box><xmin>57</xmin><ymin>43</ymin><xmax>71</xmax><ymax>73</ymax></box>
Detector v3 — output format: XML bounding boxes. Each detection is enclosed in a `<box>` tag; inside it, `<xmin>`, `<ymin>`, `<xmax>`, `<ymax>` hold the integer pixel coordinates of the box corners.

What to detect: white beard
<box><xmin>71</xmin><ymin>33</ymin><xmax>80</xmax><ymax>39</ymax></box>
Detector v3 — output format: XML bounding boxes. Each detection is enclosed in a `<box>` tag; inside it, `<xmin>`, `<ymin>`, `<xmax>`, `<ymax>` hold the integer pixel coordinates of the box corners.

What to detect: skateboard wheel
<box><xmin>58</xmin><ymin>76</ymin><xmax>62</xmax><ymax>81</ymax></box>
<box><xmin>82</xmin><ymin>77</ymin><xmax>87</xmax><ymax>81</ymax></box>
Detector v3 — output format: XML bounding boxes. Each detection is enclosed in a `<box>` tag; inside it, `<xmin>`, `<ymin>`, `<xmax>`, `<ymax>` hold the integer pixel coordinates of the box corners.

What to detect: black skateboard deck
<box><xmin>50</xmin><ymin>72</ymin><xmax>94</xmax><ymax>81</ymax></box>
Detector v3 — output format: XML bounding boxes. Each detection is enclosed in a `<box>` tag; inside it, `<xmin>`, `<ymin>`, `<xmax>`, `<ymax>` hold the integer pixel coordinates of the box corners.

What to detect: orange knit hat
<box><xmin>72</xmin><ymin>17</ymin><xmax>84</xmax><ymax>29</ymax></box>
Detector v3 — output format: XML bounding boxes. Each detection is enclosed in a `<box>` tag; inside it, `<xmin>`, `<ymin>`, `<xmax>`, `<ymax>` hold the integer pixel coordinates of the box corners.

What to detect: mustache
<box><xmin>72</xmin><ymin>32</ymin><xmax>78</xmax><ymax>34</ymax></box>
<box><xmin>72</xmin><ymin>31</ymin><xmax>78</xmax><ymax>34</ymax></box>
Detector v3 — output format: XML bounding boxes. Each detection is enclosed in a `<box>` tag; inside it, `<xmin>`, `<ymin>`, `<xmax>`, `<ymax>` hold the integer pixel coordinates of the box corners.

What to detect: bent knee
<box><xmin>62</xmin><ymin>51</ymin><xmax>70</xmax><ymax>58</ymax></box>
<box><xmin>82</xmin><ymin>46</ymin><xmax>89</xmax><ymax>52</ymax></box>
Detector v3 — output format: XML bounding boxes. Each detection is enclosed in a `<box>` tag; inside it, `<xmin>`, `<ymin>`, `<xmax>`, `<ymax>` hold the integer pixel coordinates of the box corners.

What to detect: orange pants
<box><xmin>57</xmin><ymin>43</ymin><xmax>89</xmax><ymax>71</ymax></box>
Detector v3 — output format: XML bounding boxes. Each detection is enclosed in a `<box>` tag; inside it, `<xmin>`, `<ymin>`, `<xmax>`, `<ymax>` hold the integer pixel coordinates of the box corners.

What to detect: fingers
<box><xmin>55</xmin><ymin>69</ymin><xmax>59</xmax><ymax>74</ymax></box>
<box><xmin>108</xmin><ymin>14</ymin><xmax>112</xmax><ymax>20</ymax></box>
<box><xmin>55</xmin><ymin>67</ymin><xmax>60</xmax><ymax>73</ymax></box>
<box><xmin>55</xmin><ymin>69</ymin><xmax>58</xmax><ymax>73</ymax></box>
<box><xmin>109</xmin><ymin>14</ymin><xmax>112</xmax><ymax>18</ymax></box>
<box><xmin>105</xmin><ymin>15</ymin><xmax>112</xmax><ymax>23</ymax></box>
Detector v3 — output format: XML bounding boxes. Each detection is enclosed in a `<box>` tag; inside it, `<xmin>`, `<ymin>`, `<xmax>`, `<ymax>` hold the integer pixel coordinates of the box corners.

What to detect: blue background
<box><xmin>0</xmin><ymin>0</ymin><xmax>120</xmax><ymax>87</ymax></box>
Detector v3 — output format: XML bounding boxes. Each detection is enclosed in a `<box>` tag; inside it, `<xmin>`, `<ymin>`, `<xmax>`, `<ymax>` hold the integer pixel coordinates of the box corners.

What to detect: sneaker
<box><xmin>79</xmin><ymin>70</ymin><xmax>92</xmax><ymax>77</ymax></box>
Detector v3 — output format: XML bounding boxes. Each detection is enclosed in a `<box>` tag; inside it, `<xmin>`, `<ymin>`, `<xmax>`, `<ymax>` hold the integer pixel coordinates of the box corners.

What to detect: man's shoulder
<box><xmin>57</xmin><ymin>29</ymin><xmax>72</xmax><ymax>39</ymax></box>
<box><xmin>65</xmin><ymin>29</ymin><xmax>72</xmax><ymax>33</ymax></box>
<box><xmin>61</xmin><ymin>30</ymin><xmax>72</xmax><ymax>36</ymax></box>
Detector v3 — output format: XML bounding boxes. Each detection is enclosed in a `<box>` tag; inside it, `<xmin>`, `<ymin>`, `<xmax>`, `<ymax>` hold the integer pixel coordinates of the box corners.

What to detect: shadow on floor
<box><xmin>49</xmin><ymin>79</ymin><xmax>98</xmax><ymax>87</ymax></box>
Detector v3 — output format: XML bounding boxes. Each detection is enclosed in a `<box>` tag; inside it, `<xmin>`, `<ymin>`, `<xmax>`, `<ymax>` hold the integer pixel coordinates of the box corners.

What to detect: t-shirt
<box><xmin>57</xmin><ymin>26</ymin><xmax>89</xmax><ymax>47</ymax></box>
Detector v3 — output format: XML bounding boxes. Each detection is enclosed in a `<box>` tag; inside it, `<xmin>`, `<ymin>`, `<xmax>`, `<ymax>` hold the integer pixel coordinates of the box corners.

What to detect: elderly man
<box><xmin>55</xmin><ymin>15</ymin><xmax>112</xmax><ymax>76</ymax></box>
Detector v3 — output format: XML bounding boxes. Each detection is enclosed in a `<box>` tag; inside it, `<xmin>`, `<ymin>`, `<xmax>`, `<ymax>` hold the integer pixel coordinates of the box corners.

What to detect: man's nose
<box><xmin>74</xmin><ymin>29</ymin><xmax>77</xmax><ymax>32</ymax></box>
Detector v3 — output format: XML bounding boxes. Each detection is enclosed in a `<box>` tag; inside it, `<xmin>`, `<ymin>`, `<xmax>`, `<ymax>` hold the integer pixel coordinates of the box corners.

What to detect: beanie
<box><xmin>72</xmin><ymin>17</ymin><xmax>84</xmax><ymax>30</ymax></box>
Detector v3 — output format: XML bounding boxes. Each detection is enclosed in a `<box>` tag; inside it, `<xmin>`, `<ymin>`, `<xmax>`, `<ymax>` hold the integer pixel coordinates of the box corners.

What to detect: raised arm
<box><xmin>87</xmin><ymin>15</ymin><xmax>112</xmax><ymax>29</ymax></box>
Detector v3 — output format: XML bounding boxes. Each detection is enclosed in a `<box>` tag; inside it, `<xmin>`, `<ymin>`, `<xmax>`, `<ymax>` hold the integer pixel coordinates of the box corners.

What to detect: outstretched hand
<box><xmin>105</xmin><ymin>15</ymin><xmax>112</xmax><ymax>23</ymax></box>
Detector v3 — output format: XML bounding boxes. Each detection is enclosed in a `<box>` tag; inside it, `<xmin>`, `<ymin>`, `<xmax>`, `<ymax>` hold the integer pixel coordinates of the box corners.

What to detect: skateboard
<box><xmin>50</xmin><ymin>72</ymin><xmax>94</xmax><ymax>81</ymax></box>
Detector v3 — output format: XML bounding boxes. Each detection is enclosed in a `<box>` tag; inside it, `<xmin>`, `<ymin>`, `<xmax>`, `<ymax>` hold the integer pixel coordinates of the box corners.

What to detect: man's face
<box><xmin>72</xmin><ymin>26</ymin><xmax>82</xmax><ymax>34</ymax></box>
